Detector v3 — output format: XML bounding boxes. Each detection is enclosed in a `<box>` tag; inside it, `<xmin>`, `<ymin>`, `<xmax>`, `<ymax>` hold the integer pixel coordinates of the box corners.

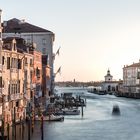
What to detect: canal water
<box><xmin>15</xmin><ymin>87</ymin><xmax>140</xmax><ymax>140</ymax></box>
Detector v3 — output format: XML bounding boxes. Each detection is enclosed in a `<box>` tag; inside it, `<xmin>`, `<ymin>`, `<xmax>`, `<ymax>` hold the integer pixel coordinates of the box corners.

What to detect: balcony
<box><xmin>11</xmin><ymin>68</ymin><xmax>18</xmax><ymax>73</ymax></box>
<box><xmin>37</xmin><ymin>74</ymin><xmax>41</xmax><ymax>79</ymax></box>
<box><xmin>25</xmin><ymin>62</ymin><xmax>28</xmax><ymax>66</ymax></box>
<box><xmin>10</xmin><ymin>93</ymin><xmax>23</xmax><ymax>101</ymax></box>
<box><xmin>24</xmin><ymin>94</ymin><xmax>30</xmax><ymax>101</ymax></box>
<box><xmin>31</xmin><ymin>83</ymin><xmax>36</xmax><ymax>89</ymax></box>
<box><xmin>3</xmin><ymin>95</ymin><xmax>9</xmax><ymax>102</ymax></box>
<box><xmin>30</xmin><ymin>63</ymin><xmax>34</xmax><ymax>67</ymax></box>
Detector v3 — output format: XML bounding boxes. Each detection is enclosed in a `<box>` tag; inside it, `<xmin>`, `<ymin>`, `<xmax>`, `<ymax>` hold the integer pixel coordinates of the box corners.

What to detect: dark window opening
<box><xmin>0</xmin><ymin>77</ymin><xmax>2</xmax><ymax>88</ymax></box>
<box><xmin>7</xmin><ymin>57</ymin><xmax>10</xmax><ymax>69</ymax></box>
<box><xmin>2</xmin><ymin>56</ymin><xmax>4</xmax><ymax>65</ymax></box>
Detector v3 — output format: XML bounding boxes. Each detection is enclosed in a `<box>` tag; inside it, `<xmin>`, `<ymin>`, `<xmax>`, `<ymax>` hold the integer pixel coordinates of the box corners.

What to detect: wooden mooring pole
<box><xmin>7</xmin><ymin>123</ymin><xmax>9</xmax><ymax>140</ymax></box>
<box><xmin>14</xmin><ymin>107</ymin><xmax>16</xmax><ymax>140</ymax></box>
<box><xmin>28</xmin><ymin>116</ymin><xmax>31</xmax><ymax>140</ymax></box>
<box><xmin>81</xmin><ymin>104</ymin><xmax>84</xmax><ymax>117</ymax></box>
<box><xmin>41</xmin><ymin>114</ymin><xmax>44</xmax><ymax>140</ymax></box>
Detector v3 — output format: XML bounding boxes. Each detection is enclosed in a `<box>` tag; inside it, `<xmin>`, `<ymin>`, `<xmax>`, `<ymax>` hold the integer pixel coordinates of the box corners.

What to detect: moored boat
<box><xmin>35</xmin><ymin>114</ymin><xmax>64</xmax><ymax>121</ymax></box>
<box><xmin>62</xmin><ymin>108</ymin><xmax>80</xmax><ymax>115</ymax></box>
<box><xmin>112</xmin><ymin>104</ymin><xmax>120</xmax><ymax>115</ymax></box>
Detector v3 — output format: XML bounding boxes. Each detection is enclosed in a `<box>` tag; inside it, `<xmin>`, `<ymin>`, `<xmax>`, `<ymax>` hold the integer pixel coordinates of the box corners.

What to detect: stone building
<box><xmin>101</xmin><ymin>69</ymin><xmax>119</xmax><ymax>93</ymax></box>
<box><xmin>0</xmin><ymin>37</ymin><xmax>34</xmax><ymax>123</ymax></box>
<box><xmin>3</xmin><ymin>18</ymin><xmax>55</xmax><ymax>95</ymax></box>
<box><xmin>123</xmin><ymin>62</ymin><xmax>140</xmax><ymax>93</ymax></box>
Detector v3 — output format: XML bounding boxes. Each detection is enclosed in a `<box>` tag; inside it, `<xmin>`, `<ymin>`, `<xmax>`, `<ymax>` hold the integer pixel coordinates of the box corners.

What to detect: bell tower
<box><xmin>104</xmin><ymin>69</ymin><xmax>113</xmax><ymax>82</ymax></box>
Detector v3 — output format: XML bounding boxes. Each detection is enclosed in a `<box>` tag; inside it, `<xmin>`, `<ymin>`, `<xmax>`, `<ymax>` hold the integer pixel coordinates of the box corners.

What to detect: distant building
<box><xmin>3</xmin><ymin>18</ymin><xmax>55</xmax><ymax>95</ymax></box>
<box><xmin>101</xmin><ymin>69</ymin><xmax>119</xmax><ymax>92</ymax></box>
<box><xmin>123</xmin><ymin>62</ymin><xmax>140</xmax><ymax>93</ymax></box>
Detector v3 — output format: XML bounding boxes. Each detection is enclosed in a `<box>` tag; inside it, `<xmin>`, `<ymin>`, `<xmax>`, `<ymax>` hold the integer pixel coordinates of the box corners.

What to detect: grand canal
<box><xmin>25</xmin><ymin>87</ymin><xmax>140</xmax><ymax>140</ymax></box>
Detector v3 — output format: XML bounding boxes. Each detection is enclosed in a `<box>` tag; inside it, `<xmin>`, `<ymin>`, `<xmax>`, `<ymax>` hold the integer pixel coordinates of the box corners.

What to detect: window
<box><xmin>18</xmin><ymin>80</ymin><xmax>20</xmax><ymax>93</ymax></box>
<box><xmin>42</xmin><ymin>55</ymin><xmax>48</xmax><ymax>65</ymax></box>
<box><xmin>25</xmin><ymin>71</ymin><xmax>28</xmax><ymax>81</ymax></box>
<box><xmin>30</xmin><ymin>71</ymin><xmax>33</xmax><ymax>83</ymax></box>
<box><xmin>36</xmin><ymin>67</ymin><xmax>40</xmax><ymax>79</ymax></box>
<box><xmin>7</xmin><ymin>57</ymin><xmax>10</xmax><ymax>69</ymax></box>
<box><xmin>2</xmin><ymin>56</ymin><xmax>4</xmax><ymax>65</ymax></box>
<box><xmin>13</xmin><ymin>43</ymin><xmax>16</xmax><ymax>51</ymax></box>
<box><xmin>42</xmin><ymin>38</ymin><xmax>47</xmax><ymax>45</ymax></box>
<box><xmin>8</xmin><ymin>84</ymin><xmax>10</xmax><ymax>94</ymax></box>
<box><xmin>42</xmin><ymin>48</ymin><xmax>46</xmax><ymax>54</ymax></box>
<box><xmin>27</xmin><ymin>38</ymin><xmax>31</xmax><ymax>44</ymax></box>
<box><xmin>16</xmin><ymin>101</ymin><xmax>19</xmax><ymax>107</ymax></box>
<box><xmin>18</xmin><ymin>59</ymin><xmax>22</xmax><ymax>69</ymax></box>
<box><xmin>24</xmin><ymin>58</ymin><xmax>28</xmax><ymax>67</ymax></box>
<box><xmin>11</xmin><ymin>58</ymin><xmax>17</xmax><ymax>68</ymax></box>
<box><xmin>30</xmin><ymin>59</ymin><xmax>33</xmax><ymax>66</ymax></box>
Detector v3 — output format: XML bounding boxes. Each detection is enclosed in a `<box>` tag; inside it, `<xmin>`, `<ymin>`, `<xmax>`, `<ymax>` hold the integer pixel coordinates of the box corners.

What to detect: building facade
<box><xmin>0</xmin><ymin>37</ymin><xmax>34</xmax><ymax>124</ymax></box>
<box><xmin>3</xmin><ymin>18</ymin><xmax>55</xmax><ymax>95</ymax></box>
<box><xmin>123</xmin><ymin>62</ymin><xmax>140</xmax><ymax>93</ymax></box>
<box><xmin>101</xmin><ymin>69</ymin><xmax>119</xmax><ymax>92</ymax></box>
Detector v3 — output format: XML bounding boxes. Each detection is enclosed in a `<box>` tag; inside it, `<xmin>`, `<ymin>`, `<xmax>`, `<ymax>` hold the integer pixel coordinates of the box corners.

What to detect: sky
<box><xmin>1</xmin><ymin>0</ymin><xmax>140</xmax><ymax>82</ymax></box>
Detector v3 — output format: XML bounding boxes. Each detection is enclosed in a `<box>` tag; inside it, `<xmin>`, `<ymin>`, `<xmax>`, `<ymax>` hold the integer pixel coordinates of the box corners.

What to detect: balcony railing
<box><xmin>3</xmin><ymin>95</ymin><xmax>9</xmax><ymax>102</ymax></box>
<box><xmin>25</xmin><ymin>63</ymin><xmax>28</xmax><ymax>66</ymax></box>
<box><xmin>24</xmin><ymin>94</ymin><xmax>30</xmax><ymax>100</ymax></box>
<box><xmin>31</xmin><ymin>83</ymin><xmax>36</xmax><ymax>89</ymax></box>
<box><xmin>30</xmin><ymin>63</ymin><xmax>34</xmax><ymax>67</ymax></box>
<box><xmin>37</xmin><ymin>74</ymin><xmax>40</xmax><ymax>79</ymax></box>
<box><xmin>10</xmin><ymin>93</ymin><xmax>23</xmax><ymax>101</ymax></box>
<box><xmin>11</xmin><ymin>68</ymin><xmax>18</xmax><ymax>73</ymax></box>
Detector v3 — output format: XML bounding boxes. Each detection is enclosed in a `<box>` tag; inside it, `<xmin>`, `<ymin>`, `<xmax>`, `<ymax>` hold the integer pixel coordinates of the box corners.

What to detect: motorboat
<box><xmin>35</xmin><ymin>114</ymin><xmax>64</xmax><ymax>121</ymax></box>
<box><xmin>112</xmin><ymin>104</ymin><xmax>120</xmax><ymax>115</ymax></box>
<box><xmin>62</xmin><ymin>108</ymin><xmax>80</xmax><ymax>115</ymax></box>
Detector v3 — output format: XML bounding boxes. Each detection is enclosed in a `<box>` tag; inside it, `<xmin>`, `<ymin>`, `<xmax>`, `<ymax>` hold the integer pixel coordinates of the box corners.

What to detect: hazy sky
<box><xmin>1</xmin><ymin>0</ymin><xmax>140</xmax><ymax>82</ymax></box>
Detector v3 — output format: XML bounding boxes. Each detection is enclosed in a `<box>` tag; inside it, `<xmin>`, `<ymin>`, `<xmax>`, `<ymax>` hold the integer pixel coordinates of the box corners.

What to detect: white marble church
<box><xmin>101</xmin><ymin>69</ymin><xmax>119</xmax><ymax>93</ymax></box>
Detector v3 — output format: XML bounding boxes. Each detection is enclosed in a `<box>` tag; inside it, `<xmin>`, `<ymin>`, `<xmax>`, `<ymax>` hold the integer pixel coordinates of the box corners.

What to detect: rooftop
<box><xmin>3</xmin><ymin>18</ymin><xmax>54</xmax><ymax>34</ymax></box>
<box><xmin>3</xmin><ymin>37</ymin><xmax>34</xmax><ymax>53</ymax></box>
<box><xmin>124</xmin><ymin>62</ymin><xmax>140</xmax><ymax>68</ymax></box>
